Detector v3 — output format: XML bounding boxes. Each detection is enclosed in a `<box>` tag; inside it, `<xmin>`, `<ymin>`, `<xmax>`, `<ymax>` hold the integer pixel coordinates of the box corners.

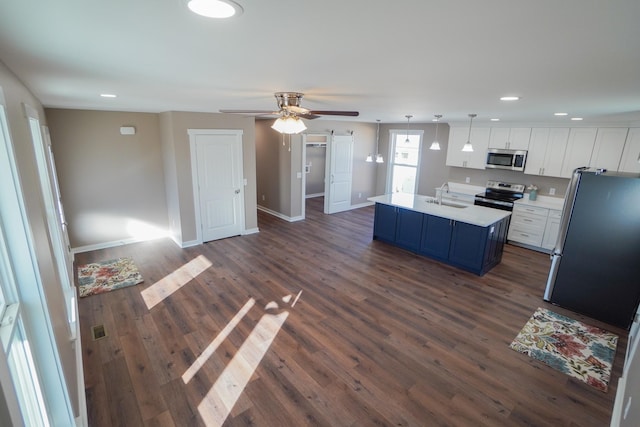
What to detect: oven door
<box><xmin>474</xmin><ymin>196</ymin><xmax>513</xmax><ymax>211</ymax></box>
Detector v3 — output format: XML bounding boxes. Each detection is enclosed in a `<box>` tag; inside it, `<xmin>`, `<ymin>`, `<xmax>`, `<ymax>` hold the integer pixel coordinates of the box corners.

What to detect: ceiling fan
<box><xmin>220</xmin><ymin>92</ymin><xmax>359</xmax><ymax>134</ymax></box>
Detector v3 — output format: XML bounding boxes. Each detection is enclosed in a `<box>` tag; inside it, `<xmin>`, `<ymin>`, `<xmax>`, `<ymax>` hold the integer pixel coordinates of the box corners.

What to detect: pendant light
<box><xmin>430</xmin><ymin>115</ymin><xmax>442</xmax><ymax>150</ymax></box>
<box><xmin>405</xmin><ymin>115</ymin><xmax>412</xmax><ymax>143</ymax></box>
<box><xmin>375</xmin><ymin>120</ymin><xmax>383</xmax><ymax>163</ymax></box>
<box><xmin>462</xmin><ymin>113</ymin><xmax>476</xmax><ymax>152</ymax></box>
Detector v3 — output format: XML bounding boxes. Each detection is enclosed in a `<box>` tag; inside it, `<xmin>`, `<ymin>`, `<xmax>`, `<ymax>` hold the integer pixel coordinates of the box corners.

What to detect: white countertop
<box><xmin>368</xmin><ymin>193</ymin><xmax>511</xmax><ymax>227</ymax></box>
<box><xmin>515</xmin><ymin>195</ymin><xmax>565</xmax><ymax>211</ymax></box>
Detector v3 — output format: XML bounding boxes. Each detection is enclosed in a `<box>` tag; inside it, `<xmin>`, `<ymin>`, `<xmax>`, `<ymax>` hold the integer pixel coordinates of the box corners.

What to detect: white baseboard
<box><xmin>349</xmin><ymin>201</ymin><xmax>375</xmax><ymax>209</ymax></box>
<box><xmin>72</xmin><ymin>237</ymin><xmax>143</xmax><ymax>254</ymax></box>
<box><xmin>305</xmin><ymin>193</ymin><xmax>324</xmax><ymax>199</ymax></box>
<box><xmin>243</xmin><ymin>227</ymin><xmax>260</xmax><ymax>235</ymax></box>
<box><xmin>257</xmin><ymin>205</ymin><xmax>301</xmax><ymax>222</ymax></box>
<box><xmin>180</xmin><ymin>239</ymin><xmax>200</xmax><ymax>248</ymax></box>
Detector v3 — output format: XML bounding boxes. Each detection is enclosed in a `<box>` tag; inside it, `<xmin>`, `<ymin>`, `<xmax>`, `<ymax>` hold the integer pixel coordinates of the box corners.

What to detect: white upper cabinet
<box><xmin>589</xmin><ymin>128</ymin><xmax>629</xmax><ymax>171</ymax></box>
<box><xmin>619</xmin><ymin>128</ymin><xmax>640</xmax><ymax>173</ymax></box>
<box><xmin>524</xmin><ymin>128</ymin><xmax>569</xmax><ymax>177</ymax></box>
<box><xmin>488</xmin><ymin>127</ymin><xmax>531</xmax><ymax>150</ymax></box>
<box><xmin>446</xmin><ymin>127</ymin><xmax>490</xmax><ymax>169</ymax></box>
<box><xmin>560</xmin><ymin>128</ymin><xmax>598</xmax><ymax>178</ymax></box>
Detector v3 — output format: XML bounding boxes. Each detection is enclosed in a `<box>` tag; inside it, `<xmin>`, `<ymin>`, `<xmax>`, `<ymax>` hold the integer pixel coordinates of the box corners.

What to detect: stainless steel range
<box><xmin>474</xmin><ymin>180</ymin><xmax>525</xmax><ymax>211</ymax></box>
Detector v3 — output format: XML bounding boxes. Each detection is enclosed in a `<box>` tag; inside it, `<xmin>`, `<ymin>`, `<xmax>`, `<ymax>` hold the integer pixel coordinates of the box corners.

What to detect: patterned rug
<box><xmin>510</xmin><ymin>307</ymin><xmax>618</xmax><ymax>392</ymax></box>
<box><xmin>77</xmin><ymin>257</ymin><xmax>143</xmax><ymax>297</ymax></box>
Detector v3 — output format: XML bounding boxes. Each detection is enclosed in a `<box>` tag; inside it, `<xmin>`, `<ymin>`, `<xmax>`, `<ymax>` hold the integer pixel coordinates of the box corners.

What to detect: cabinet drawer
<box><xmin>508</xmin><ymin>225</ymin><xmax>544</xmax><ymax>246</ymax></box>
<box><xmin>513</xmin><ymin>204</ymin><xmax>549</xmax><ymax>217</ymax></box>
<box><xmin>510</xmin><ymin>214</ymin><xmax>546</xmax><ymax>230</ymax></box>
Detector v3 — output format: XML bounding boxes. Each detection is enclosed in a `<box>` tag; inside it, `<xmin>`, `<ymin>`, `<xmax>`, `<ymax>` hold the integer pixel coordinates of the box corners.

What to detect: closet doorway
<box><xmin>301</xmin><ymin>134</ymin><xmax>328</xmax><ymax>217</ymax></box>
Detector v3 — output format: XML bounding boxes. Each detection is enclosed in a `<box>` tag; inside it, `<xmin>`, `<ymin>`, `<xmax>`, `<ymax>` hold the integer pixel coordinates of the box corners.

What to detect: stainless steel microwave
<box><xmin>486</xmin><ymin>148</ymin><xmax>527</xmax><ymax>171</ymax></box>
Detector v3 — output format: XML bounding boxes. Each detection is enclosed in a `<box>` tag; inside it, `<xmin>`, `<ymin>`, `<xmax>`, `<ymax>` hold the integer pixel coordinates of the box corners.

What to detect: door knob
<box><xmin>235</xmin><ymin>189</ymin><xmax>241</xmax><ymax>194</ymax></box>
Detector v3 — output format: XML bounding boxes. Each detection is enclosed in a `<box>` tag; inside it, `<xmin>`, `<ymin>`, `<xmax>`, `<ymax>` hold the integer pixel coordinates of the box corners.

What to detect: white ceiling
<box><xmin>1</xmin><ymin>0</ymin><xmax>639</xmax><ymax>125</ymax></box>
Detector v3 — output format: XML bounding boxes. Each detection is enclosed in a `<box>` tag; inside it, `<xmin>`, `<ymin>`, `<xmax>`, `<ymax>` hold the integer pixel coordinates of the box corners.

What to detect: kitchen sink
<box><xmin>423</xmin><ymin>197</ymin><xmax>468</xmax><ymax>209</ymax></box>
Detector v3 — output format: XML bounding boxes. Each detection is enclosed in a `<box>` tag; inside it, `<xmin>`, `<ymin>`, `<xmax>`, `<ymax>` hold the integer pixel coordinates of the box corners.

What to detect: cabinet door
<box><xmin>561</xmin><ymin>128</ymin><xmax>597</xmax><ymax>177</ymax></box>
<box><xmin>446</xmin><ymin>127</ymin><xmax>469</xmax><ymax>167</ymax></box>
<box><xmin>543</xmin><ymin>128</ymin><xmax>570</xmax><ymax>177</ymax></box>
<box><xmin>489</xmin><ymin>128</ymin><xmax>510</xmax><ymax>149</ymax></box>
<box><xmin>466</xmin><ymin>128</ymin><xmax>491</xmax><ymax>169</ymax></box>
<box><xmin>589</xmin><ymin>128</ymin><xmax>628</xmax><ymax>171</ymax></box>
<box><xmin>419</xmin><ymin>215</ymin><xmax>452</xmax><ymax>259</ymax></box>
<box><xmin>373</xmin><ymin>203</ymin><xmax>397</xmax><ymax>242</ymax></box>
<box><xmin>619</xmin><ymin>128</ymin><xmax>640</xmax><ymax>173</ymax></box>
<box><xmin>541</xmin><ymin>210</ymin><xmax>562</xmax><ymax>250</ymax></box>
<box><xmin>448</xmin><ymin>221</ymin><xmax>487</xmax><ymax>270</ymax></box>
<box><xmin>509</xmin><ymin>128</ymin><xmax>532</xmax><ymax>150</ymax></box>
<box><xmin>524</xmin><ymin>128</ymin><xmax>549</xmax><ymax>175</ymax></box>
<box><xmin>395</xmin><ymin>208</ymin><xmax>423</xmax><ymax>251</ymax></box>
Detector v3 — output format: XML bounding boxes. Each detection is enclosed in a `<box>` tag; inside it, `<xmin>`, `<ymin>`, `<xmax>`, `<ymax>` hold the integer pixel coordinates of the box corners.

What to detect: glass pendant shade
<box><xmin>367</xmin><ymin>119</ymin><xmax>383</xmax><ymax>164</ymax></box>
<box><xmin>271</xmin><ymin>116</ymin><xmax>307</xmax><ymax>134</ymax></box>
<box><xmin>366</xmin><ymin>154</ymin><xmax>373</xmax><ymax>162</ymax></box>
<box><xmin>375</xmin><ymin>154</ymin><xmax>384</xmax><ymax>163</ymax></box>
<box><xmin>429</xmin><ymin>141</ymin><xmax>441</xmax><ymax>150</ymax></box>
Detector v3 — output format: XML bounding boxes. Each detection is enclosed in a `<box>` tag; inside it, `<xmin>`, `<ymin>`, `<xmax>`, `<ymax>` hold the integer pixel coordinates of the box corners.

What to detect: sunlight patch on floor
<box><xmin>185</xmin><ymin>291</ymin><xmax>302</xmax><ymax>426</ymax></box>
<box><xmin>141</xmin><ymin>255</ymin><xmax>212</xmax><ymax>309</ymax></box>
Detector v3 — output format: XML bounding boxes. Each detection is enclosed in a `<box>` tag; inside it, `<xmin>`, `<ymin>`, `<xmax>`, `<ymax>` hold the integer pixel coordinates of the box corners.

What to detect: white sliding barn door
<box><xmin>190</xmin><ymin>130</ymin><xmax>244</xmax><ymax>243</ymax></box>
<box><xmin>324</xmin><ymin>134</ymin><xmax>353</xmax><ymax>214</ymax></box>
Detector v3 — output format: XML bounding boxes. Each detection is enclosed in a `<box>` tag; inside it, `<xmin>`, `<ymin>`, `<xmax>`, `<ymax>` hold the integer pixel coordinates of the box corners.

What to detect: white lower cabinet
<box><xmin>508</xmin><ymin>204</ymin><xmax>562</xmax><ymax>252</ymax></box>
<box><xmin>541</xmin><ymin>209</ymin><xmax>562</xmax><ymax>250</ymax></box>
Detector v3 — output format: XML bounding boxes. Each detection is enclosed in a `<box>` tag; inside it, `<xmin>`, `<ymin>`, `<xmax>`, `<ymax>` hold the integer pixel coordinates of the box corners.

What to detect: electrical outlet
<box><xmin>465</xmin><ymin>177</ymin><xmax>470</xmax><ymax>183</ymax></box>
<box><xmin>358</xmin><ymin>192</ymin><xmax>362</xmax><ymax>198</ymax></box>
<box><xmin>549</xmin><ymin>187</ymin><xmax>556</xmax><ymax>195</ymax></box>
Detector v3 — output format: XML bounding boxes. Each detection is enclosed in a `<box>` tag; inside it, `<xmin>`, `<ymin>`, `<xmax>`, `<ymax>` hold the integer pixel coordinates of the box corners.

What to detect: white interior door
<box><xmin>191</xmin><ymin>130</ymin><xmax>244</xmax><ymax>243</ymax></box>
<box><xmin>324</xmin><ymin>134</ymin><xmax>353</xmax><ymax>214</ymax></box>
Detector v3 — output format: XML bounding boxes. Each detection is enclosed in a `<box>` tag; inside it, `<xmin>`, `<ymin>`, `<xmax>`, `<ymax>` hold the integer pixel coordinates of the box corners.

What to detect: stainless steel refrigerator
<box><xmin>544</xmin><ymin>168</ymin><xmax>640</xmax><ymax>329</ymax></box>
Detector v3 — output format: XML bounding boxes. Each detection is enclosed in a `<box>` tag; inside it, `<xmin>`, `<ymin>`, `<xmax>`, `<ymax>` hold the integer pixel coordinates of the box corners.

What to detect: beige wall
<box><xmin>46</xmin><ymin>109</ymin><xmax>168</xmax><ymax>249</ymax></box>
<box><xmin>375</xmin><ymin>122</ymin><xmax>451</xmax><ymax>197</ymax></box>
<box><xmin>161</xmin><ymin>111</ymin><xmax>257</xmax><ymax>244</ymax></box>
<box><xmin>0</xmin><ymin>61</ymin><xmax>79</xmax><ymax>421</ymax></box>
<box><xmin>255</xmin><ymin>119</ymin><xmax>379</xmax><ymax>219</ymax></box>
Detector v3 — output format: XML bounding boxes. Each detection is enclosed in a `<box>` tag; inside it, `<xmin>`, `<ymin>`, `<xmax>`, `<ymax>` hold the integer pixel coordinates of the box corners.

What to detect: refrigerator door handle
<box><xmin>544</xmin><ymin>253</ymin><xmax>562</xmax><ymax>301</ymax></box>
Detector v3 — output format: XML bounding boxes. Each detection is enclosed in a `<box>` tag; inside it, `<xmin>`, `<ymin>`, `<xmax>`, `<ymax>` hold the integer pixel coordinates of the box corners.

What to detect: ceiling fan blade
<box><xmin>299</xmin><ymin>113</ymin><xmax>321</xmax><ymax>120</ymax></box>
<box><xmin>219</xmin><ymin>109</ymin><xmax>277</xmax><ymax>115</ymax></box>
<box><xmin>285</xmin><ymin>105</ymin><xmax>311</xmax><ymax>115</ymax></box>
<box><xmin>309</xmin><ymin>110</ymin><xmax>359</xmax><ymax>117</ymax></box>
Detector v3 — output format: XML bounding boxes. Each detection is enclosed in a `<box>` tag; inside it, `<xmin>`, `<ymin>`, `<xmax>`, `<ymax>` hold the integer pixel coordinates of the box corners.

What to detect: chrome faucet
<box><xmin>437</xmin><ymin>182</ymin><xmax>449</xmax><ymax>205</ymax></box>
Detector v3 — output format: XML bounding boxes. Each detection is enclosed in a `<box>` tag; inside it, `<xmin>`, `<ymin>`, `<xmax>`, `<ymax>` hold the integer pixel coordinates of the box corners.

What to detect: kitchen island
<box><xmin>369</xmin><ymin>193</ymin><xmax>512</xmax><ymax>276</ymax></box>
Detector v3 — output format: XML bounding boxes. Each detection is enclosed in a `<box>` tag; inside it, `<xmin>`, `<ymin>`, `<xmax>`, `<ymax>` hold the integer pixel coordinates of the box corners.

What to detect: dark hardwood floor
<box><xmin>76</xmin><ymin>197</ymin><xmax>627</xmax><ymax>426</ymax></box>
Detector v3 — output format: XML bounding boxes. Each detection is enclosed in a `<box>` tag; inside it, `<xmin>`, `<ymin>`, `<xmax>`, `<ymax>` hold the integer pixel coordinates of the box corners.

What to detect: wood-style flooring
<box><xmin>76</xmin><ymin>197</ymin><xmax>628</xmax><ymax>426</ymax></box>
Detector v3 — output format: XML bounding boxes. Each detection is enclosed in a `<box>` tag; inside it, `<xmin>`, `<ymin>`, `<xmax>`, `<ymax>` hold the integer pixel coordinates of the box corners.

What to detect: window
<box><xmin>387</xmin><ymin>129</ymin><xmax>424</xmax><ymax>194</ymax></box>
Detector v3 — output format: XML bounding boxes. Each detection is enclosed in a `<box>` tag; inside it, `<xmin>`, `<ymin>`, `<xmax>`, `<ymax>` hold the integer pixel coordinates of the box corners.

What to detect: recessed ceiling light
<box><xmin>188</xmin><ymin>0</ymin><xmax>243</xmax><ymax>18</ymax></box>
<box><xmin>490</xmin><ymin>118</ymin><xmax>500</xmax><ymax>121</ymax></box>
<box><xmin>100</xmin><ymin>94</ymin><xmax>117</xmax><ymax>98</ymax></box>
<box><xmin>571</xmin><ymin>117</ymin><xmax>583</xmax><ymax>121</ymax></box>
<box><xmin>554</xmin><ymin>112</ymin><xmax>568</xmax><ymax>116</ymax></box>
<box><xmin>500</xmin><ymin>96</ymin><xmax>520</xmax><ymax>101</ymax></box>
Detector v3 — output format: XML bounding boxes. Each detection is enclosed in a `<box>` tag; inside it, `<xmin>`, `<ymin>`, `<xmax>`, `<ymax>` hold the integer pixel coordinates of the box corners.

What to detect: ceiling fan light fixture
<box><xmin>271</xmin><ymin>116</ymin><xmax>306</xmax><ymax>134</ymax></box>
<box><xmin>187</xmin><ymin>0</ymin><xmax>243</xmax><ymax>18</ymax></box>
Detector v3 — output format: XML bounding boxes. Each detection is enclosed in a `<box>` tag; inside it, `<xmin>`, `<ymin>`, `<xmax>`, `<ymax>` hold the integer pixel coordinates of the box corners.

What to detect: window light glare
<box><xmin>500</xmin><ymin>96</ymin><xmax>520</xmax><ymax>101</ymax></box>
<box><xmin>554</xmin><ymin>112</ymin><xmax>568</xmax><ymax>116</ymax></box>
<box><xmin>100</xmin><ymin>93</ymin><xmax>116</xmax><ymax>98</ymax></box>
<box><xmin>188</xmin><ymin>0</ymin><xmax>242</xmax><ymax>18</ymax></box>
<box><xmin>571</xmin><ymin>117</ymin><xmax>583</xmax><ymax>121</ymax></box>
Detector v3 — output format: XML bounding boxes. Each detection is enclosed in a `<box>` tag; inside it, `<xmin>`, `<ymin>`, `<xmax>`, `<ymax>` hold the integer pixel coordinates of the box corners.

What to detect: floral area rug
<box><xmin>510</xmin><ymin>307</ymin><xmax>618</xmax><ymax>392</ymax></box>
<box><xmin>77</xmin><ymin>257</ymin><xmax>143</xmax><ymax>298</ymax></box>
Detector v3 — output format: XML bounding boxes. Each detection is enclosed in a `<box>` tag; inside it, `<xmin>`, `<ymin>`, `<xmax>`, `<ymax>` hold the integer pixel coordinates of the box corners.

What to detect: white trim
<box><xmin>242</xmin><ymin>227</ymin><xmax>260</xmax><ymax>235</ymax></box>
<box><xmin>350</xmin><ymin>201</ymin><xmax>375</xmax><ymax>210</ymax></box>
<box><xmin>188</xmin><ymin>129</ymin><xmax>245</xmax><ymax>245</ymax></box>
<box><xmin>180</xmin><ymin>240</ymin><xmax>200</xmax><ymax>249</ymax></box>
<box><xmin>257</xmin><ymin>205</ymin><xmax>304</xmax><ymax>222</ymax></box>
<box><xmin>305</xmin><ymin>193</ymin><xmax>324</xmax><ymax>199</ymax></box>
<box><xmin>71</xmin><ymin>233</ymin><xmax>170</xmax><ymax>254</ymax></box>
<box><xmin>385</xmin><ymin>128</ymin><xmax>424</xmax><ymax>195</ymax></box>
